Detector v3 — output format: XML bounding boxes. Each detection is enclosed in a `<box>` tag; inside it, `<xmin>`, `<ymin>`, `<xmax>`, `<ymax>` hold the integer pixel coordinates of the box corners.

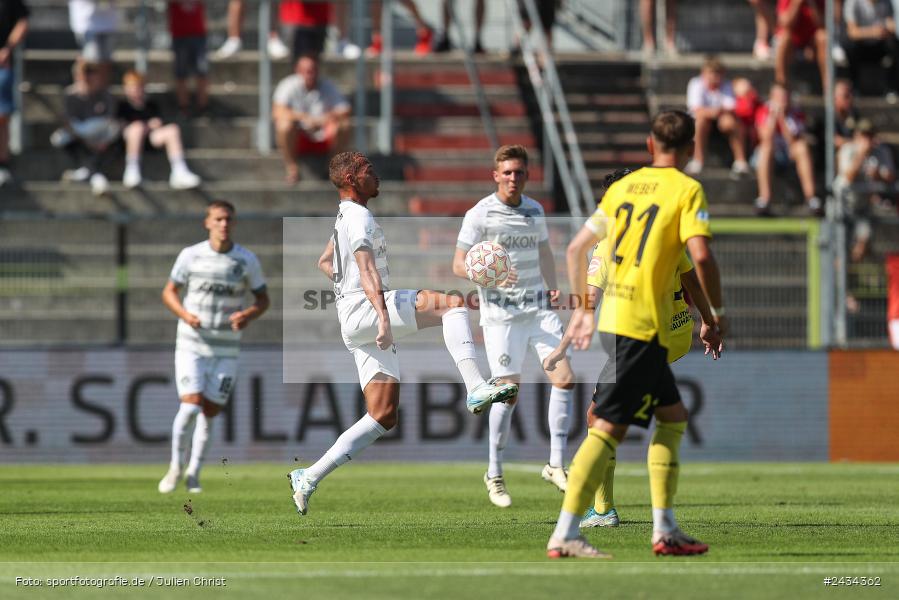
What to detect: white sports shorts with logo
<box><xmin>338</xmin><ymin>289</ymin><xmax>419</xmax><ymax>389</ymax></box>
<box><xmin>175</xmin><ymin>350</ymin><xmax>239</xmax><ymax>405</ymax></box>
<box><xmin>483</xmin><ymin>309</ymin><xmax>568</xmax><ymax>378</ymax></box>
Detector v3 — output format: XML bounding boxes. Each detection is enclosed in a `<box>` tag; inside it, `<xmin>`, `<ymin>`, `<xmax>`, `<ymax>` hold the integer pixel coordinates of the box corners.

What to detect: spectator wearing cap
<box><xmin>117</xmin><ymin>70</ymin><xmax>201</xmax><ymax>191</ymax></box>
<box><xmin>752</xmin><ymin>82</ymin><xmax>822</xmax><ymax>216</ymax></box>
<box><xmin>834</xmin><ymin>118</ymin><xmax>896</xmax><ymax>261</ymax></box>
<box><xmin>0</xmin><ymin>0</ymin><xmax>28</xmax><ymax>187</ymax></box>
<box><xmin>843</xmin><ymin>0</ymin><xmax>899</xmax><ymax>99</ymax></box>
<box><xmin>685</xmin><ymin>57</ymin><xmax>751</xmax><ymax>179</ymax></box>
<box><xmin>272</xmin><ymin>53</ymin><xmax>350</xmax><ymax>183</ymax></box>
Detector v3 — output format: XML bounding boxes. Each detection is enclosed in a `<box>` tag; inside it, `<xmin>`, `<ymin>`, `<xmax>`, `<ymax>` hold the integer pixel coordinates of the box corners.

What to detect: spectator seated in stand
<box><xmin>834</xmin><ymin>119</ymin><xmax>896</xmax><ymax>262</ymax></box>
<box><xmin>273</xmin><ymin>53</ymin><xmax>350</xmax><ymax>184</ymax></box>
<box><xmin>843</xmin><ymin>0</ymin><xmax>899</xmax><ymax>99</ymax></box>
<box><xmin>169</xmin><ymin>0</ymin><xmax>209</xmax><ymax>115</ymax></box>
<box><xmin>685</xmin><ymin>56</ymin><xmax>751</xmax><ymax>179</ymax></box>
<box><xmin>51</xmin><ymin>59</ymin><xmax>119</xmax><ymax>196</ymax></box>
<box><xmin>752</xmin><ymin>82</ymin><xmax>822</xmax><ymax>216</ymax></box>
<box><xmin>733</xmin><ymin>77</ymin><xmax>763</xmax><ymax>149</ymax></box>
<box><xmin>775</xmin><ymin>0</ymin><xmax>828</xmax><ymax>89</ymax></box>
<box><xmin>117</xmin><ymin>70</ymin><xmax>201</xmax><ymax>191</ymax></box>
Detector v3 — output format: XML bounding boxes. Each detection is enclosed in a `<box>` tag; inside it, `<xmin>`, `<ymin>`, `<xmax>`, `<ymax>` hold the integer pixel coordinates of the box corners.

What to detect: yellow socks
<box><xmin>562</xmin><ymin>428</ymin><xmax>618</xmax><ymax>516</ymax></box>
<box><xmin>647</xmin><ymin>420</ymin><xmax>687</xmax><ymax>509</ymax></box>
<box><xmin>594</xmin><ymin>454</ymin><xmax>616</xmax><ymax>514</ymax></box>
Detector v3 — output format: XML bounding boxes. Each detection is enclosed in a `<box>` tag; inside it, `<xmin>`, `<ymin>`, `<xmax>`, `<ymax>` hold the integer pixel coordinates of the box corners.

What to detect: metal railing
<box><xmin>505</xmin><ymin>0</ymin><xmax>594</xmax><ymax>217</ymax></box>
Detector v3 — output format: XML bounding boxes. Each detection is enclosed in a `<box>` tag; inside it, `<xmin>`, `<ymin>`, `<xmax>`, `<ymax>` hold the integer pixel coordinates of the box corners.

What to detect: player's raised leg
<box><xmin>290</xmin><ymin>373</ymin><xmax>398</xmax><ymax>515</ymax></box>
<box><xmin>649</xmin><ymin>401</ymin><xmax>708</xmax><ymax>555</ymax></box>
<box><xmin>413</xmin><ymin>289</ymin><xmax>518</xmax><ymax>414</ymax></box>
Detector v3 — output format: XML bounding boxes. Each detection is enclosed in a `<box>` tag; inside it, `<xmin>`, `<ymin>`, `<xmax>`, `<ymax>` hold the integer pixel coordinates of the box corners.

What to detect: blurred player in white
<box><xmin>288</xmin><ymin>151</ymin><xmax>518</xmax><ymax>516</ymax></box>
<box><xmin>452</xmin><ymin>145</ymin><xmax>575</xmax><ymax>508</ymax></box>
<box><xmin>158</xmin><ymin>200</ymin><xmax>269</xmax><ymax>494</ymax></box>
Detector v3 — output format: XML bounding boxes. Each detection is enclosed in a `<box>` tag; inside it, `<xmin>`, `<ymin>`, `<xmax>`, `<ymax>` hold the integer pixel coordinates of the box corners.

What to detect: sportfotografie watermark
<box><xmin>14</xmin><ymin>576</ymin><xmax>226</xmax><ymax>589</ymax></box>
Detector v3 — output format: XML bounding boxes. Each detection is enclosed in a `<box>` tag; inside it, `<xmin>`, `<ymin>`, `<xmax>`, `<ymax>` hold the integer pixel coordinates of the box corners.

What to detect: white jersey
<box><xmin>170</xmin><ymin>241</ymin><xmax>267</xmax><ymax>358</ymax></box>
<box><xmin>331</xmin><ymin>200</ymin><xmax>389</xmax><ymax>298</ymax></box>
<box><xmin>457</xmin><ymin>193</ymin><xmax>550</xmax><ymax>325</ymax></box>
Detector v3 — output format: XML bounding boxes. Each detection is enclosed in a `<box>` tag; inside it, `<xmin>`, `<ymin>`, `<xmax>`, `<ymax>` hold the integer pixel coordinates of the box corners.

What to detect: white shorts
<box><xmin>338</xmin><ymin>289</ymin><xmax>419</xmax><ymax>389</ymax></box>
<box><xmin>483</xmin><ymin>309</ymin><xmax>567</xmax><ymax>378</ymax></box>
<box><xmin>890</xmin><ymin>319</ymin><xmax>899</xmax><ymax>350</ymax></box>
<box><xmin>174</xmin><ymin>350</ymin><xmax>238</xmax><ymax>405</ymax></box>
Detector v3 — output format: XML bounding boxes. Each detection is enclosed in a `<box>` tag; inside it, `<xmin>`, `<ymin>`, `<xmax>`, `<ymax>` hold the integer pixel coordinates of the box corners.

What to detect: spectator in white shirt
<box><xmin>272</xmin><ymin>53</ymin><xmax>350</xmax><ymax>183</ymax></box>
<box><xmin>685</xmin><ymin>56</ymin><xmax>750</xmax><ymax>179</ymax></box>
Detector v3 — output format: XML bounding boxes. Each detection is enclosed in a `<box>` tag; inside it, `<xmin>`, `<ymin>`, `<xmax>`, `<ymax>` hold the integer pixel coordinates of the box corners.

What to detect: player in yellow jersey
<box><xmin>545</xmin><ymin>110</ymin><xmax>725</xmax><ymax>559</ymax></box>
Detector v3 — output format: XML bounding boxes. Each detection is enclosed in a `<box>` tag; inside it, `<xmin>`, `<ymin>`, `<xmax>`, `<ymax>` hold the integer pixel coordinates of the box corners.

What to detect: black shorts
<box><xmin>519</xmin><ymin>0</ymin><xmax>561</xmax><ymax>32</ymax></box>
<box><xmin>591</xmin><ymin>333</ymin><xmax>681</xmax><ymax>428</ymax></box>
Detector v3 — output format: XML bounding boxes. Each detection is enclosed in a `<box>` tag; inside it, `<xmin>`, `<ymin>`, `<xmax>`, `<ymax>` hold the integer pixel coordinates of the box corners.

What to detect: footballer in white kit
<box><xmin>158</xmin><ymin>201</ymin><xmax>269</xmax><ymax>494</ymax></box>
<box><xmin>452</xmin><ymin>145</ymin><xmax>576</xmax><ymax>508</ymax></box>
<box><xmin>287</xmin><ymin>152</ymin><xmax>518</xmax><ymax>517</ymax></box>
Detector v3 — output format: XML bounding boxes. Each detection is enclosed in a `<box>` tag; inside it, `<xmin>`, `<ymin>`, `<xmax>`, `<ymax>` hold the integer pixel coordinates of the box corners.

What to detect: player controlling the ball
<box><xmin>287</xmin><ymin>151</ymin><xmax>518</xmax><ymax>516</ymax></box>
<box><xmin>452</xmin><ymin>144</ymin><xmax>576</xmax><ymax>508</ymax></box>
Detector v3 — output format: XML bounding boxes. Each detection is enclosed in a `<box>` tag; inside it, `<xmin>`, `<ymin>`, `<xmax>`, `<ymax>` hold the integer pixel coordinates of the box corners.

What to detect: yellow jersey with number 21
<box><xmin>584</xmin><ymin>167</ymin><xmax>711</xmax><ymax>350</ymax></box>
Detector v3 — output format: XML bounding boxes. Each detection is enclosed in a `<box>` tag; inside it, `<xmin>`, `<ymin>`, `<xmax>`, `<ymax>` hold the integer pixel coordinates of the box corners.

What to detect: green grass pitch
<box><xmin>1</xmin><ymin>462</ymin><xmax>898</xmax><ymax>599</ymax></box>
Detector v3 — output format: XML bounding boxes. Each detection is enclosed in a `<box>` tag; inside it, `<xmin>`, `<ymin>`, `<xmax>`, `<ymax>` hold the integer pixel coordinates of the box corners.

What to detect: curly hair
<box><xmin>328</xmin><ymin>151</ymin><xmax>371</xmax><ymax>189</ymax></box>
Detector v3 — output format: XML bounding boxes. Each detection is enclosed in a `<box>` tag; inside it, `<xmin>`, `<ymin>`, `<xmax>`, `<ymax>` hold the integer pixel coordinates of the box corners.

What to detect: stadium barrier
<box><xmin>2</xmin><ymin>347</ymin><xmax>897</xmax><ymax>464</ymax></box>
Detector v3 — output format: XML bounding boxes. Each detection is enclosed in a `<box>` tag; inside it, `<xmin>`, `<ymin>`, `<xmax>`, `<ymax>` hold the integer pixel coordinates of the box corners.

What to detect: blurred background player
<box><xmin>158</xmin><ymin>200</ymin><xmax>269</xmax><ymax>494</ymax></box>
<box><xmin>452</xmin><ymin>145</ymin><xmax>574</xmax><ymax>508</ymax></box>
<box><xmin>545</xmin><ymin>110</ymin><xmax>724</xmax><ymax>559</ymax></box>
<box><xmin>545</xmin><ymin>168</ymin><xmax>728</xmax><ymax>530</ymax></box>
<box><xmin>272</xmin><ymin>52</ymin><xmax>350</xmax><ymax>183</ymax></box>
<box><xmin>117</xmin><ymin>70</ymin><xmax>201</xmax><ymax>190</ymax></box>
<box><xmin>287</xmin><ymin>152</ymin><xmax>517</xmax><ymax>516</ymax></box>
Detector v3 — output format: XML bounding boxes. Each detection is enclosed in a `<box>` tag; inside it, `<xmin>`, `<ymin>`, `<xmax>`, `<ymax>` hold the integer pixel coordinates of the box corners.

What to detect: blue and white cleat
<box><xmin>580</xmin><ymin>507</ymin><xmax>620</xmax><ymax>528</ymax></box>
<box><xmin>287</xmin><ymin>468</ymin><xmax>317</xmax><ymax>515</ymax></box>
<box><xmin>466</xmin><ymin>378</ymin><xmax>518</xmax><ymax>415</ymax></box>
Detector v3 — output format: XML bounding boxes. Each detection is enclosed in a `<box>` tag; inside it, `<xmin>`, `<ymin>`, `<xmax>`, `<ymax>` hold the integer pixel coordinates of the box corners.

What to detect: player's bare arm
<box><xmin>354</xmin><ymin>246</ymin><xmax>393</xmax><ymax>350</ymax></box>
<box><xmin>319</xmin><ymin>238</ymin><xmax>335</xmax><ymax>280</ymax></box>
<box><xmin>544</xmin><ymin>284</ymin><xmax>601</xmax><ymax>371</ymax></box>
<box><xmin>686</xmin><ymin>236</ymin><xmax>725</xmax><ymax>358</ymax></box>
<box><xmin>229</xmin><ymin>288</ymin><xmax>270</xmax><ymax>331</ymax></box>
<box><xmin>565</xmin><ymin>224</ymin><xmax>605</xmax><ymax>349</ymax></box>
<box><xmin>538</xmin><ymin>240</ymin><xmax>560</xmax><ymax>302</ymax></box>
<box><xmin>161</xmin><ymin>280</ymin><xmax>201</xmax><ymax>329</ymax></box>
<box><xmin>451</xmin><ymin>247</ymin><xmax>468</xmax><ymax>279</ymax></box>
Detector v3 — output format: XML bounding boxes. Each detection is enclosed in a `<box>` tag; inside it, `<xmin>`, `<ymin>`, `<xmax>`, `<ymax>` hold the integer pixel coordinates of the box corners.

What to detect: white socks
<box><xmin>548</xmin><ymin>386</ymin><xmax>572</xmax><ymax>468</ymax></box>
<box><xmin>441</xmin><ymin>307</ymin><xmax>485</xmax><ymax>392</ymax></box>
<box><xmin>170</xmin><ymin>156</ymin><xmax>189</xmax><ymax>174</ymax></box>
<box><xmin>653</xmin><ymin>508</ymin><xmax>678</xmax><ymax>534</ymax></box>
<box><xmin>552</xmin><ymin>510</ymin><xmax>581</xmax><ymax>541</ymax></box>
<box><xmin>487</xmin><ymin>401</ymin><xmax>515</xmax><ymax>478</ymax></box>
<box><xmin>186</xmin><ymin>413</ymin><xmax>212</xmax><ymax>478</ymax></box>
<box><xmin>305</xmin><ymin>414</ymin><xmax>388</xmax><ymax>485</ymax></box>
<box><xmin>170</xmin><ymin>402</ymin><xmax>201</xmax><ymax>470</ymax></box>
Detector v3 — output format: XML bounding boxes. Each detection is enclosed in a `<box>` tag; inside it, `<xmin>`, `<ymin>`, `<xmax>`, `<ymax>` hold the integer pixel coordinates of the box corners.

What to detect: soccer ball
<box><xmin>465</xmin><ymin>241</ymin><xmax>510</xmax><ymax>288</ymax></box>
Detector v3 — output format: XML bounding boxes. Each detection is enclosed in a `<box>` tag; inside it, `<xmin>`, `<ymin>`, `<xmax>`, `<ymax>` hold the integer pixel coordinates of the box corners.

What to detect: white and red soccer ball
<box><xmin>465</xmin><ymin>241</ymin><xmax>511</xmax><ymax>288</ymax></box>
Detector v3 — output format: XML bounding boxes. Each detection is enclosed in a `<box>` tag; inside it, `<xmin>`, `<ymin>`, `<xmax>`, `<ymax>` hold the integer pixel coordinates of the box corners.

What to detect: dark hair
<box><xmin>206</xmin><ymin>200</ymin><xmax>236</xmax><ymax>215</ymax></box>
<box><xmin>602</xmin><ymin>168</ymin><xmax>633</xmax><ymax>193</ymax></box>
<box><xmin>650</xmin><ymin>110</ymin><xmax>695</xmax><ymax>152</ymax></box>
<box><xmin>329</xmin><ymin>151</ymin><xmax>372</xmax><ymax>189</ymax></box>
<box><xmin>494</xmin><ymin>144</ymin><xmax>529</xmax><ymax>167</ymax></box>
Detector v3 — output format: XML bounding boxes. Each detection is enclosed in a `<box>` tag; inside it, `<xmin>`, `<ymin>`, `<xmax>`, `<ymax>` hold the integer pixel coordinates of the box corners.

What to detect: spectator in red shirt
<box><xmin>752</xmin><ymin>82</ymin><xmax>821</xmax><ymax>216</ymax></box>
<box><xmin>887</xmin><ymin>253</ymin><xmax>899</xmax><ymax>349</ymax></box>
<box><xmin>169</xmin><ymin>0</ymin><xmax>208</xmax><ymax>114</ymax></box>
<box><xmin>775</xmin><ymin>0</ymin><xmax>828</xmax><ymax>89</ymax></box>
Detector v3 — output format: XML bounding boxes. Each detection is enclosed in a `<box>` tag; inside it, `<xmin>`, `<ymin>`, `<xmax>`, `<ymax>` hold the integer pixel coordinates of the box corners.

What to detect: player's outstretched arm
<box><xmin>318</xmin><ymin>238</ymin><xmax>335</xmax><ymax>280</ymax></box>
<box><xmin>544</xmin><ymin>285</ymin><xmax>600</xmax><ymax>371</ymax></box>
<box><xmin>161</xmin><ymin>280</ymin><xmax>201</xmax><ymax>328</ymax></box>
<box><xmin>354</xmin><ymin>247</ymin><xmax>393</xmax><ymax>350</ymax></box>
<box><xmin>229</xmin><ymin>288</ymin><xmax>270</xmax><ymax>331</ymax></box>
<box><xmin>565</xmin><ymin>225</ymin><xmax>602</xmax><ymax>346</ymax></box>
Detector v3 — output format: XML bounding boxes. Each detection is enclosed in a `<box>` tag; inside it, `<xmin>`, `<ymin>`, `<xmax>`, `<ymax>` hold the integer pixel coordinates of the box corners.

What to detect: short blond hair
<box><xmin>493</xmin><ymin>144</ymin><xmax>529</xmax><ymax>167</ymax></box>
